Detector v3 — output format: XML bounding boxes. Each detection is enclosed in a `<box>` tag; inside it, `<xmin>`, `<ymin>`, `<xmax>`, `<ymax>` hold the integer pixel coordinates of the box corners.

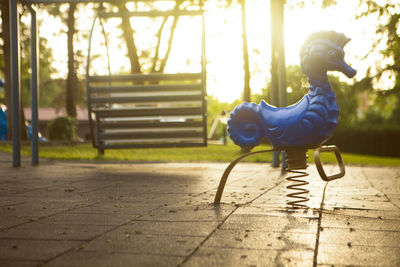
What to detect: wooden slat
<box><xmin>99</xmin><ymin>10</ymin><xmax>203</xmax><ymax>18</ymax></box>
<box><xmin>91</xmin><ymin>94</ymin><xmax>202</xmax><ymax>105</ymax></box>
<box><xmin>89</xmin><ymin>84</ymin><xmax>202</xmax><ymax>94</ymax></box>
<box><xmin>93</xmin><ymin>107</ymin><xmax>203</xmax><ymax>118</ymax></box>
<box><xmin>99</xmin><ymin>130</ymin><xmax>204</xmax><ymax>140</ymax></box>
<box><xmin>99</xmin><ymin>120</ymin><xmax>203</xmax><ymax>129</ymax></box>
<box><xmin>88</xmin><ymin>73</ymin><xmax>201</xmax><ymax>83</ymax></box>
<box><xmin>101</xmin><ymin>142</ymin><xmax>206</xmax><ymax>149</ymax></box>
<box><xmin>30</xmin><ymin>0</ymin><xmax>177</xmax><ymax>3</ymax></box>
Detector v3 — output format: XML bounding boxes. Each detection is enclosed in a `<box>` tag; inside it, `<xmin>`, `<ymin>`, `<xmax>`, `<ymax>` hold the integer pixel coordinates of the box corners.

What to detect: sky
<box><xmin>35</xmin><ymin>0</ymin><xmax>376</xmax><ymax>103</ymax></box>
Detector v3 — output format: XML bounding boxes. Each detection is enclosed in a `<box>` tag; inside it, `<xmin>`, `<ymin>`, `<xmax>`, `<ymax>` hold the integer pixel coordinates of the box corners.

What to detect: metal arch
<box><xmin>214</xmin><ymin>149</ymin><xmax>276</xmax><ymax>204</ymax></box>
<box><xmin>86</xmin><ymin>15</ymin><xmax>112</xmax><ymax>148</ymax></box>
<box><xmin>200</xmin><ymin>7</ymin><xmax>207</xmax><ymax>146</ymax></box>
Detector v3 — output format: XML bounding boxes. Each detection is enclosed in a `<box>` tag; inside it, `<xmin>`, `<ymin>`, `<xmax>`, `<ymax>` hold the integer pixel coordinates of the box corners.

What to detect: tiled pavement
<box><xmin>0</xmin><ymin>151</ymin><xmax>399</xmax><ymax>266</ymax></box>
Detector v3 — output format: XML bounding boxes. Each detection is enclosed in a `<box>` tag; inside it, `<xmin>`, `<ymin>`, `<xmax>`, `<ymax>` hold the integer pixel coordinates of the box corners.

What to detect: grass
<box><xmin>0</xmin><ymin>142</ymin><xmax>399</xmax><ymax>167</ymax></box>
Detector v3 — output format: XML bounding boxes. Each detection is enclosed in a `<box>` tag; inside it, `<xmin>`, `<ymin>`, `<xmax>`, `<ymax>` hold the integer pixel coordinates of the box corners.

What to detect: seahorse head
<box><xmin>300</xmin><ymin>31</ymin><xmax>356</xmax><ymax>80</ymax></box>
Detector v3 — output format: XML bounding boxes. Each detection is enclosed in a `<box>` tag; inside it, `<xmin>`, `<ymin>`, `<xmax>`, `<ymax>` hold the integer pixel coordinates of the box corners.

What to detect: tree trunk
<box><xmin>157</xmin><ymin>0</ymin><xmax>182</xmax><ymax>73</ymax></box>
<box><xmin>119</xmin><ymin>4</ymin><xmax>141</xmax><ymax>74</ymax></box>
<box><xmin>240</xmin><ymin>0</ymin><xmax>251</xmax><ymax>102</ymax></box>
<box><xmin>151</xmin><ymin>17</ymin><xmax>169</xmax><ymax>73</ymax></box>
<box><xmin>66</xmin><ymin>3</ymin><xmax>77</xmax><ymax>118</ymax></box>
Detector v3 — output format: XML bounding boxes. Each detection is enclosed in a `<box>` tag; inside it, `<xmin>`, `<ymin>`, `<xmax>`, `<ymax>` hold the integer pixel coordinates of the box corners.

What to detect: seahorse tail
<box><xmin>228</xmin><ymin>102</ymin><xmax>265</xmax><ymax>149</ymax></box>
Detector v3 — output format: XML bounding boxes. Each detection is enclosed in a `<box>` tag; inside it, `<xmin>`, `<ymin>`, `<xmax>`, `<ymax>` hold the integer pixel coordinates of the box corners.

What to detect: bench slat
<box><xmin>99</xmin><ymin>120</ymin><xmax>203</xmax><ymax>129</ymax></box>
<box><xmin>101</xmin><ymin>142</ymin><xmax>206</xmax><ymax>149</ymax></box>
<box><xmin>93</xmin><ymin>107</ymin><xmax>203</xmax><ymax>118</ymax></box>
<box><xmin>99</xmin><ymin>130</ymin><xmax>203</xmax><ymax>140</ymax></box>
<box><xmin>89</xmin><ymin>84</ymin><xmax>202</xmax><ymax>94</ymax></box>
<box><xmin>91</xmin><ymin>94</ymin><xmax>202</xmax><ymax>104</ymax></box>
<box><xmin>88</xmin><ymin>73</ymin><xmax>202</xmax><ymax>83</ymax></box>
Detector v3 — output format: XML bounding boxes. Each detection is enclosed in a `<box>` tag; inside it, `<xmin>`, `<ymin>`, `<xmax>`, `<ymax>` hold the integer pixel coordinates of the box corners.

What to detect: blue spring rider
<box><xmin>214</xmin><ymin>31</ymin><xmax>357</xmax><ymax>208</ymax></box>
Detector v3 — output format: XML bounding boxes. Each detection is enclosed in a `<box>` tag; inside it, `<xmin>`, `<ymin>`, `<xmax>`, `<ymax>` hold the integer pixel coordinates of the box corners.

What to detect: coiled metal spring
<box><xmin>285</xmin><ymin>149</ymin><xmax>310</xmax><ymax>210</ymax></box>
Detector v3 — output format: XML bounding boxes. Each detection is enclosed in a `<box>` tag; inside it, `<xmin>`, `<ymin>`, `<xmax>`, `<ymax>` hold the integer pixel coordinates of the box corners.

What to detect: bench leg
<box><xmin>98</xmin><ymin>148</ymin><xmax>104</xmax><ymax>156</ymax></box>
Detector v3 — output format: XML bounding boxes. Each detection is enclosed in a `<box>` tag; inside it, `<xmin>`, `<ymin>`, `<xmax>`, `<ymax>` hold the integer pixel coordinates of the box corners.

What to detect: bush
<box><xmin>328</xmin><ymin>126</ymin><xmax>400</xmax><ymax>157</ymax></box>
<box><xmin>47</xmin><ymin>116</ymin><xmax>77</xmax><ymax>141</ymax></box>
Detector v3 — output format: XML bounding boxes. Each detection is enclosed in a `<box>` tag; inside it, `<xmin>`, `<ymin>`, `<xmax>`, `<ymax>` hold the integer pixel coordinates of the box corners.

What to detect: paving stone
<box><xmin>0</xmin><ymin>222</ymin><xmax>114</xmax><ymax>241</ymax></box>
<box><xmin>81</xmin><ymin>231</ymin><xmax>204</xmax><ymax>256</ymax></box>
<box><xmin>221</xmin><ymin>214</ymin><xmax>318</xmax><ymax>234</ymax></box>
<box><xmin>0</xmin><ymin>216</ymin><xmax>34</xmax><ymax>231</ymax></box>
<box><xmin>120</xmin><ymin>220</ymin><xmax>220</xmax><ymax>237</ymax></box>
<box><xmin>0</xmin><ymin>239</ymin><xmax>81</xmax><ymax>261</ymax></box>
<box><xmin>184</xmin><ymin>247</ymin><xmax>314</xmax><ymax>267</ymax></box>
<box><xmin>43</xmin><ymin>250</ymin><xmax>183</xmax><ymax>267</ymax></box>
<box><xmin>41</xmin><ymin>212</ymin><xmax>139</xmax><ymax>226</ymax></box>
<box><xmin>203</xmin><ymin>228</ymin><xmax>316</xmax><ymax>250</ymax></box>
<box><xmin>0</xmin><ymin>199</ymin><xmax>86</xmax><ymax>218</ymax></box>
<box><xmin>0</xmin><ymin>259</ymin><xmax>44</xmax><ymax>267</ymax></box>
<box><xmin>138</xmin><ymin>204</ymin><xmax>235</xmax><ymax>222</ymax></box>
<box><xmin>387</xmin><ymin>194</ymin><xmax>400</xmax><ymax>208</ymax></box>
<box><xmin>320</xmin><ymin>213</ymin><xmax>400</xmax><ymax>231</ymax></box>
<box><xmin>69</xmin><ymin>201</ymin><xmax>156</xmax><ymax>215</ymax></box>
<box><xmin>323</xmin><ymin>209</ymin><xmax>400</xmax><ymax>220</ymax></box>
<box><xmin>319</xmin><ymin>227</ymin><xmax>400</xmax><ymax>247</ymax></box>
<box><xmin>233</xmin><ymin>206</ymin><xmax>320</xmax><ymax>218</ymax></box>
<box><xmin>317</xmin><ymin>244</ymin><xmax>400</xmax><ymax>266</ymax></box>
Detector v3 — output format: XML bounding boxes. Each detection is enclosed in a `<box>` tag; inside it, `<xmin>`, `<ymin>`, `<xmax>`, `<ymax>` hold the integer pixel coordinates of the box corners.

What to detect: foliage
<box><xmin>329</xmin><ymin>125</ymin><xmax>400</xmax><ymax>157</ymax></box>
<box><xmin>47</xmin><ymin>116</ymin><xmax>77</xmax><ymax>141</ymax></box>
<box><xmin>207</xmin><ymin>95</ymin><xmax>239</xmax><ymax>138</ymax></box>
<box><xmin>0</xmin><ymin>7</ymin><xmax>73</xmax><ymax>110</ymax></box>
<box><xmin>354</xmin><ymin>0</ymin><xmax>400</xmax><ymax>125</ymax></box>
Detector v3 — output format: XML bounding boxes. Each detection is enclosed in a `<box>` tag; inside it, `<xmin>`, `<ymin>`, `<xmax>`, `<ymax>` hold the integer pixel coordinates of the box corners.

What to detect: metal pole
<box><xmin>270</xmin><ymin>0</ymin><xmax>279</xmax><ymax>167</ymax></box>
<box><xmin>276</xmin><ymin>0</ymin><xmax>287</xmax><ymax>171</ymax></box>
<box><xmin>29</xmin><ymin>4</ymin><xmax>39</xmax><ymax>165</ymax></box>
<box><xmin>240</xmin><ymin>0</ymin><xmax>250</xmax><ymax>102</ymax></box>
<box><xmin>10</xmin><ymin>0</ymin><xmax>21</xmax><ymax>167</ymax></box>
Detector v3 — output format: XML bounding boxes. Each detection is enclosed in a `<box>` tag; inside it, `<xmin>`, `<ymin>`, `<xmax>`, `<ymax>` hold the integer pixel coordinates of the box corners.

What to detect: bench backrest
<box><xmin>86</xmin><ymin>72</ymin><xmax>207</xmax><ymax>151</ymax></box>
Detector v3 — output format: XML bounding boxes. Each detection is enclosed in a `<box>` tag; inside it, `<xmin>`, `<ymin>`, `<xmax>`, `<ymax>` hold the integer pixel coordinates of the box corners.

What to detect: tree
<box><xmin>111</xmin><ymin>0</ymin><xmax>186</xmax><ymax>75</ymax></box>
<box><xmin>46</xmin><ymin>3</ymin><xmax>85</xmax><ymax>118</ymax></box>
<box><xmin>66</xmin><ymin>3</ymin><xmax>78</xmax><ymax>117</ymax></box>
<box><xmin>355</xmin><ymin>1</ymin><xmax>400</xmax><ymax>125</ymax></box>
<box><xmin>117</xmin><ymin>3</ymin><xmax>142</xmax><ymax>74</ymax></box>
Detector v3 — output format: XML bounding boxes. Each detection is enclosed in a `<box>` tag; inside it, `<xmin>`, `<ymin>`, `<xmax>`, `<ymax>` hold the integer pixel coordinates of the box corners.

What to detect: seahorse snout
<box><xmin>339</xmin><ymin>61</ymin><xmax>357</xmax><ymax>78</ymax></box>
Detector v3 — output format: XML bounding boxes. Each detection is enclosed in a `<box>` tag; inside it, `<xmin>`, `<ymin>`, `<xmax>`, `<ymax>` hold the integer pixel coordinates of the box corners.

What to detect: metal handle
<box><xmin>314</xmin><ymin>145</ymin><xmax>345</xmax><ymax>182</ymax></box>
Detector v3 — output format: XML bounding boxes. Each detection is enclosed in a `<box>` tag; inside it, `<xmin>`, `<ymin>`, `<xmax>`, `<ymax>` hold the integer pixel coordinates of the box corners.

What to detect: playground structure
<box><xmin>8</xmin><ymin>0</ymin><xmax>287</xmax><ymax>167</ymax></box>
<box><xmin>8</xmin><ymin>0</ymin><xmax>209</xmax><ymax>165</ymax></box>
<box><xmin>86</xmin><ymin>9</ymin><xmax>207</xmax><ymax>155</ymax></box>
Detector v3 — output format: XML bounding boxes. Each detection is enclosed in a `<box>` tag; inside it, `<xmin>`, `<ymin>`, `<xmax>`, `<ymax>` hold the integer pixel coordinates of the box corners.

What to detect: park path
<box><xmin>0</xmin><ymin>151</ymin><xmax>399</xmax><ymax>266</ymax></box>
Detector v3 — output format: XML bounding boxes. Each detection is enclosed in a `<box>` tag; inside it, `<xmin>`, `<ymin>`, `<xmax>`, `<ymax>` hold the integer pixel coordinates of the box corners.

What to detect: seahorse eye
<box><xmin>328</xmin><ymin>50</ymin><xmax>336</xmax><ymax>57</ymax></box>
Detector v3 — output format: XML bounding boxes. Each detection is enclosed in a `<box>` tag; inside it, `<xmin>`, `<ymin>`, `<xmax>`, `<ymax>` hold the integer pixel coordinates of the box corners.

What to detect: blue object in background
<box><xmin>0</xmin><ymin>78</ymin><xmax>46</xmax><ymax>142</ymax></box>
<box><xmin>0</xmin><ymin>104</ymin><xmax>7</xmax><ymax>141</ymax></box>
<box><xmin>228</xmin><ymin>31</ymin><xmax>357</xmax><ymax>149</ymax></box>
<box><xmin>0</xmin><ymin>104</ymin><xmax>47</xmax><ymax>142</ymax></box>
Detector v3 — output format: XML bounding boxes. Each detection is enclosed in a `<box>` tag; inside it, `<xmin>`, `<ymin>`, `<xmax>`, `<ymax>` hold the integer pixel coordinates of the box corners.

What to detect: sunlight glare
<box><xmin>37</xmin><ymin>1</ymin><xmax>378</xmax><ymax>103</ymax></box>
